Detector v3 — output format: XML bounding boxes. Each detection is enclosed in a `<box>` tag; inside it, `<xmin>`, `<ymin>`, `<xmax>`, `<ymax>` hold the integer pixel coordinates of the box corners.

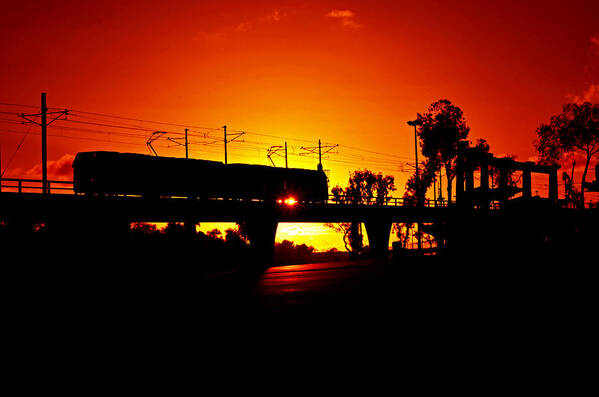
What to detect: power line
<box><xmin>63</xmin><ymin>108</ymin><xmax>408</xmax><ymax>162</ymax></box>
<box><xmin>0</xmin><ymin>102</ymin><xmax>39</xmax><ymax>109</ymax></box>
<box><xmin>62</xmin><ymin>108</ymin><xmax>223</xmax><ymax>131</ymax></box>
<box><xmin>1</xmin><ymin>124</ymin><xmax>33</xmax><ymax>177</ymax></box>
<box><xmin>1</xmin><ymin>101</ymin><xmax>425</xmax><ymax>176</ymax></box>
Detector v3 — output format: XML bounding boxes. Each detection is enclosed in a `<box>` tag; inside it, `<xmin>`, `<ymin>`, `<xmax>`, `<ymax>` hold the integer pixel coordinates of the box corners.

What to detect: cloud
<box><xmin>235</xmin><ymin>22</ymin><xmax>249</xmax><ymax>32</ymax></box>
<box><xmin>591</xmin><ymin>35</ymin><xmax>599</xmax><ymax>55</ymax></box>
<box><xmin>326</xmin><ymin>10</ymin><xmax>354</xmax><ymax>18</ymax></box>
<box><xmin>196</xmin><ymin>9</ymin><xmax>285</xmax><ymax>42</ymax></box>
<box><xmin>566</xmin><ymin>35</ymin><xmax>599</xmax><ymax>103</ymax></box>
<box><xmin>193</xmin><ymin>31</ymin><xmax>225</xmax><ymax>46</ymax></box>
<box><xmin>23</xmin><ymin>154</ymin><xmax>75</xmax><ymax>181</ymax></box>
<box><xmin>568</xmin><ymin>83</ymin><xmax>599</xmax><ymax>103</ymax></box>
<box><xmin>325</xmin><ymin>9</ymin><xmax>362</xmax><ymax>28</ymax></box>
<box><xmin>262</xmin><ymin>10</ymin><xmax>283</xmax><ymax>22</ymax></box>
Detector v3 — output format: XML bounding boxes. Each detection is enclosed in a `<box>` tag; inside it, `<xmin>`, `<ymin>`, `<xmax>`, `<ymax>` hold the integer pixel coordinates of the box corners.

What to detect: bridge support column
<box><xmin>242</xmin><ymin>216</ymin><xmax>278</xmax><ymax>267</ymax></box>
<box><xmin>364</xmin><ymin>219</ymin><xmax>392</xmax><ymax>259</ymax></box>
<box><xmin>549</xmin><ymin>166</ymin><xmax>558</xmax><ymax>202</ymax></box>
<box><xmin>184</xmin><ymin>217</ymin><xmax>197</xmax><ymax>236</ymax></box>
<box><xmin>523</xmin><ymin>168</ymin><xmax>532</xmax><ymax>199</ymax></box>
<box><xmin>480</xmin><ymin>157</ymin><xmax>490</xmax><ymax>211</ymax></box>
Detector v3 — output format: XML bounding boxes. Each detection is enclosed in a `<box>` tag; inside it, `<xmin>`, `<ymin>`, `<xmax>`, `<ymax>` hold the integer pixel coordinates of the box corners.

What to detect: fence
<box><xmin>0</xmin><ymin>178</ymin><xmax>74</xmax><ymax>194</ymax></box>
<box><xmin>327</xmin><ymin>194</ymin><xmax>449</xmax><ymax>207</ymax></box>
<box><xmin>1</xmin><ymin>179</ymin><xmax>568</xmax><ymax>209</ymax></box>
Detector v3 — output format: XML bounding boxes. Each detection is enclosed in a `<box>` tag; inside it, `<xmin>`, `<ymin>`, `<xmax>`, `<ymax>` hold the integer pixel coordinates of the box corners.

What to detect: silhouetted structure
<box><xmin>2</xmin><ymin>148</ymin><xmax>598</xmax><ymax>268</ymax></box>
<box><xmin>455</xmin><ymin>142</ymin><xmax>560</xmax><ymax>210</ymax></box>
<box><xmin>73</xmin><ymin>151</ymin><xmax>329</xmax><ymax>202</ymax></box>
<box><xmin>583</xmin><ymin>163</ymin><xmax>599</xmax><ymax>192</ymax></box>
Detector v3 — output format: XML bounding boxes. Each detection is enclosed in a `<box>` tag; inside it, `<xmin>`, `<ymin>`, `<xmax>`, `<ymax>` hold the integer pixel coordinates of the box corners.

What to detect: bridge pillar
<box><xmin>242</xmin><ymin>216</ymin><xmax>278</xmax><ymax>267</ymax></box>
<box><xmin>549</xmin><ymin>166</ymin><xmax>558</xmax><ymax>202</ymax></box>
<box><xmin>522</xmin><ymin>166</ymin><xmax>532</xmax><ymax>199</ymax></box>
<box><xmin>364</xmin><ymin>219</ymin><xmax>392</xmax><ymax>259</ymax></box>
<box><xmin>480</xmin><ymin>157</ymin><xmax>490</xmax><ymax>211</ymax></box>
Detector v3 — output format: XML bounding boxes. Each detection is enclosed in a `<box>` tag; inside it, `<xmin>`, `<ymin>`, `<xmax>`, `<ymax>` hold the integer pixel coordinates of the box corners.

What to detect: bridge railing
<box><xmin>0</xmin><ymin>180</ymin><xmax>452</xmax><ymax>208</ymax></box>
<box><xmin>327</xmin><ymin>194</ymin><xmax>448</xmax><ymax>207</ymax></box>
<box><xmin>0</xmin><ymin>178</ymin><xmax>74</xmax><ymax>194</ymax></box>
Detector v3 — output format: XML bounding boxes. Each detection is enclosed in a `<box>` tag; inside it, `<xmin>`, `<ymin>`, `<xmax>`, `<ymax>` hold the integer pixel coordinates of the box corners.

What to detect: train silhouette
<box><xmin>73</xmin><ymin>151</ymin><xmax>329</xmax><ymax>203</ymax></box>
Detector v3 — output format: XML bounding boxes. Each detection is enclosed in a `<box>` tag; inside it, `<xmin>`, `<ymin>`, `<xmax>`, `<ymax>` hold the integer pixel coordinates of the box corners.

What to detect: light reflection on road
<box><xmin>254</xmin><ymin>260</ymin><xmax>380</xmax><ymax>308</ymax></box>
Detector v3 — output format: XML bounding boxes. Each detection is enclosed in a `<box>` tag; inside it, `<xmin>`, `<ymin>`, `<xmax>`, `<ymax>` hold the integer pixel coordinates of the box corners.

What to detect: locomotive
<box><xmin>72</xmin><ymin>151</ymin><xmax>329</xmax><ymax>203</ymax></box>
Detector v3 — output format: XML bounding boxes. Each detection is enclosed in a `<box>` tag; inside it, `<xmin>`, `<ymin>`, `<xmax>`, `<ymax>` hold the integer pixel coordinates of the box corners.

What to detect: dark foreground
<box><xmin>4</xmin><ymin>244</ymin><xmax>596</xmax><ymax>388</ymax></box>
<box><xmin>7</xmin><ymin>247</ymin><xmax>595</xmax><ymax>326</ymax></box>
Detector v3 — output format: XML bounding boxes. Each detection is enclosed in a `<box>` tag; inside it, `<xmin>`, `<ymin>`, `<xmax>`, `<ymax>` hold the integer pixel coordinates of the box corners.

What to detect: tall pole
<box><xmin>223</xmin><ymin>125</ymin><xmax>227</xmax><ymax>165</ymax></box>
<box><xmin>416</xmin><ymin>124</ymin><xmax>422</xmax><ymax>249</ymax></box>
<box><xmin>41</xmin><ymin>92</ymin><xmax>47</xmax><ymax>194</ymax></box>
<box><xmin>285</xmin><ymin>141</ymin><xmax>288</xmax><ymax>168</ymax></box>
<box><xmin>433</xmin><ymin>172</ymin><xmax>437</xmax><ymax>207</ymax></box>
<box><xmin>317</xmin><ymin>139</ymin><xmax>323</xmax><ymax>171</ymax></box>
<box><xmin>414</xmin><ymin>125</ymin><xmax>419</xmax><ymax>180</ymax></box>
<box><xmin>407</xmin><ymin>120</ymin><xmax>421</xmax><ymax>250</ymax></box>
<box><xmin>185</xmin><ymin>128</ymin><xmax>189</xmax><ymax>159</ymax></box>
<box><xmin>439</xmin><ymin>168</ymin><xmax>443</xmax><ymax>203</ymax></box>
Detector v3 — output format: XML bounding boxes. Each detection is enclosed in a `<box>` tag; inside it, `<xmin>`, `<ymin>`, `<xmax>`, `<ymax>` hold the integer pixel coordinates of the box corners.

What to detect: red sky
<box><xmin>1</xmin><ymin>0</ymin><xmax>598</xmax><ymax>249</ymax></box>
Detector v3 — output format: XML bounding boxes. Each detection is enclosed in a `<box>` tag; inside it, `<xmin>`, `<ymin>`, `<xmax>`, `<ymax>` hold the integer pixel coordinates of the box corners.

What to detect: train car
<box><xmin>278</xmin><ymin>167</ymin><xmax>329</xmax><ymax>203</ymax></box>
<box><xmin>73</xmin><ymin>152</ymin><xmax>225</xmax><ymax>197</ymax></box>
<box><xmin>73</xmin><ymin>151</ymin><xmax>328</xmax><ymax>202</ymax></box>
<box><xmin>225</xmin><ymin>163</ymin><xmax>328</xmax><ymax>202</ymax></box>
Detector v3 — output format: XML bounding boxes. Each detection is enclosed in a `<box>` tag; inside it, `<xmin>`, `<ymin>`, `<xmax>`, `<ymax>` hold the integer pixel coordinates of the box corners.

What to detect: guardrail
<box><xmin>327</xmin><ymin>194</ymin><xmax>449</xmax><ymax>207</ymax></box>
<box><xmin>0</xmin><ymin>178</ymin><xmax>74</xmax><ymax>194</ymax></box>
<box><xmin>0</xmin><ymin>179</ymin><xmax>506</xmax><ymax>210</ymax></box>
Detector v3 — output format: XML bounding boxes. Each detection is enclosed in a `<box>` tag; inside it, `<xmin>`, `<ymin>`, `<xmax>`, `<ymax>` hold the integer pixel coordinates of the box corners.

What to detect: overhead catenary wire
<box><xmin>1</xmin><ymin>124</ymin><xmax>33</xmax><ymax>177</ymax></box>
<box><xmin>6</xmin><ymin>101</ymin><xmax>579</xmax><ymax>193</ymax></box>
<box><xmin>2</xmin><ymin>103</ymin><xmax>419</xmax><ymax>165</ymax></box>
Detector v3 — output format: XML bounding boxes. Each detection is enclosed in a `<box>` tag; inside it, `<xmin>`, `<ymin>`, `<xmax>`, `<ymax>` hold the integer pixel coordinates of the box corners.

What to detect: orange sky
<box><xmin>1</xmin><ymin>0</ymin><xmax>598</xmax><ymax>250</ymax></box>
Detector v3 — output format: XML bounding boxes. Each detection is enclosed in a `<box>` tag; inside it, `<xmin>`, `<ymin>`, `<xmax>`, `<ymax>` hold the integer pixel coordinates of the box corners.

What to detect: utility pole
<box><xmin>185</xmin><ymin>128</ymin><xmax>189</xmax><ymax>159</ymax></box>
<box><xmin>439</xmin><ymin>168</ymin><xmax>443</xmax><ymax>204</ymax></box>
<box><xmin>163</xmin><ymin>130</ymin><xmax>189</xmax><ymax>158</ymax></box>
<box><xmin>433</xmin><ymin>172</ymin><xmax>437</xmax><ymax>207</ymax></box>
<box><xmin>223</xmin><ymin>125</ymin><xmax>227</xmax><ymax>164</ymax></box>
<box><xmin>222</xmin><ymin>125</ymin><xmax>244</xmax><ymax>165</ymax></box>
<box><xmin>267</xmin><ymin>142</ymin><xmax>289</xmax><ymax>168</ymax></box>
<box><xmin>300</xmin><ymin>139</ymin><xmax>338</xmax><ymax>171</ymax></box>
<box><xmin>19</xmin><ymin>93</ymin><xmax>68</xmax><ymax>194</ymax></box>
<box><xmin>318</xmin><ymin>139</ymin><xmax>322</xmax><ymax>171</ymax></box>
<box><xmin>41</xmin><ymin>93</ymin><xmax>47</xmax><ymax>193</ymax></box>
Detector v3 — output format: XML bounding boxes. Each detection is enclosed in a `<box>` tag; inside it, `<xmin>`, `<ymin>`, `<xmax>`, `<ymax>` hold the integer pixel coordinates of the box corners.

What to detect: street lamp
<box><xmin>407</xmin><ymin>119</ymin><xmax>421</xmax><ymax>180</ymax></box>
<box><xmin>407</xmin><ymin>119</ymin><xmax>423</xmax><ymax>250</ymax></box>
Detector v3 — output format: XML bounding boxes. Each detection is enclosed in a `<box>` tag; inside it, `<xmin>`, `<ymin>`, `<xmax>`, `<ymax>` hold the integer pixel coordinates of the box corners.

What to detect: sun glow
<box><xmin>284</xmin><ymin>197</ymin><xmax>297</xmax><ymax>206</ymax></box>
<box><xmin>277</xmin><ymin>196</ymin><xmax>297</xmax><ymax>206</ymax></box>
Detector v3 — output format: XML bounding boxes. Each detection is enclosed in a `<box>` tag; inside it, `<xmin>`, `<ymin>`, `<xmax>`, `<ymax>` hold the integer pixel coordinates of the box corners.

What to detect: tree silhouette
<box><xmin>331</xmin><ymin>169</ymin><xmax>396</xmax><ymax>205</ymax></box>
<box><xmin>403</xmin><ymin>160</ymin><xmax>438</xmax><ymax>207</ymax></box>
<box><xmin>328</xmin><ymin>169</ymin><xmax>396</xmax><ymax>254</ymax></box>
<box><xmin>562</xmin><ymin>162</ymin><xmax>582</xmax><ymax>208</ymax></box>
<box><xmin>414</xmin><ymin>99</ymin><xmax>470</xmax><ymax>203</ymax></box>
<box><xmin>274</xmin><ymin>240</ymin><xmax>317</xmax><ymax>264</ymax></box>
<box><xmin>131</xmin><ymin>222</ymin><xmax>158</xmax><ymax>235</ymax></box>
<box><xmin>536</xmin><ymin>102</ymin><xmax>599</xmax><ymax>207</ymax></box>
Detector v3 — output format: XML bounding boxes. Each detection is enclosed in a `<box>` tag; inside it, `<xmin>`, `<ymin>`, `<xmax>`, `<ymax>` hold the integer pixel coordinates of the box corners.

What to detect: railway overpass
<box><xmin>0</xmin><ymin>185</ymin><xmax>452</xmax><ymax>260</ymax></box>
<box><xmin>1</xmin><ymin>176</ymin><xmax>597</xmax><ymax>265</ymax></box>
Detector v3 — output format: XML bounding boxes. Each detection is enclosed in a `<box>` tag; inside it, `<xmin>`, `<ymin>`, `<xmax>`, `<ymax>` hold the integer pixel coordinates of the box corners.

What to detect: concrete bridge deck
<box><xmin>0</xmin><ymin>191</ymin><xmax>452</xmax><ymax>224</ymax></box>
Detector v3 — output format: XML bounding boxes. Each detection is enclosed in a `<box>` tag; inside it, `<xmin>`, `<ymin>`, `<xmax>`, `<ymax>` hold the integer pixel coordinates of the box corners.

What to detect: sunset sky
<box><xmin>1</xmin><ymin>0</ymin><xmax>598</xmax><ymax>250</ymax></box>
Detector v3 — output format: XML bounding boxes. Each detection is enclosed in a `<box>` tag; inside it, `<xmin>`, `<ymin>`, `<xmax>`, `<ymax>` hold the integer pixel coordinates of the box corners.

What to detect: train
<box><xmin>72</xmin><ymin>151</ymin><xmax>329</xmax><ymax>203</ymax></box>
